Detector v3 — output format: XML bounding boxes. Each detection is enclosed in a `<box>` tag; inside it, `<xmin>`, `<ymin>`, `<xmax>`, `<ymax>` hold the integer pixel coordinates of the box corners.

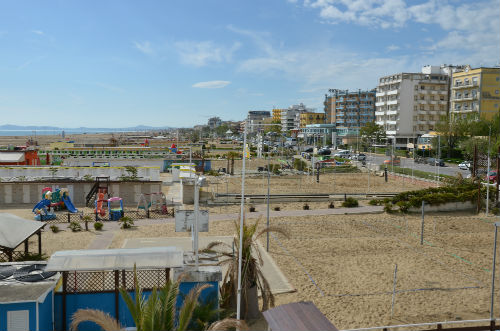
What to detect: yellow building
<box><xmin>450</xmin><ymin>66</ymin><xmax>500</xmax><ymax>120</ymax></box>
<box><xmin>299</xmin><ymin>112</ymin><xmax>325</xmax><ymax>127</ymax></box>
<box><xmin>272</xmin><ymin>108</ymin><xmax>282</xmax><ymax>122</ymax></box>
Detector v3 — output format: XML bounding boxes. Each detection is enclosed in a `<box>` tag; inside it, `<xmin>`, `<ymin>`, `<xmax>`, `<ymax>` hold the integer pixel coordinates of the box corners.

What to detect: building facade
<box><xmin>299</xmin><ymin>112</ymin><xmax>325</xmax><ymax>127</ymax></box>
<box><xmin>376</xmin><ymin>67</ymin><xmax>450</xmax><ymax>148</ymax></box>
<box><xmin>272</xmin><ymin>108</ymin><xmax>282</xmax><ymax>123</ymax></box>
<box><xmin>207</xmin><ymin>117</ymin><xmax>222</xmax><ymax>129</ymax></box>
<box><xmin>323</xmin><ymin>89</ymin><xmax>376</xmax><ymax>140</ymax></box>
<box><xmin>246</xmin><ymin>111</ymin><xmax>271</xmax><ymax>133</ymax></box>
<box><xmin>450</xmin><ymin>66</ymin><xmax>500</xmax><ymax>120</ymax></box>
<box><xmin>281</xmin><ymin>103</ymin><xmax>313</xmax><ymax>132</ymax></box>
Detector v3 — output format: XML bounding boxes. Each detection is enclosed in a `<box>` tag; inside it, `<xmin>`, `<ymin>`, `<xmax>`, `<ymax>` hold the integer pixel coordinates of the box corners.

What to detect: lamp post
<box><xmin>487</xmin><ymin>126</ymin><xmax>492</xmax><ymax>215</ymax></box>
<box><xmin>491</xmin><ymin>221</ymin><xmax>500</xmax><ymax>319</ymax></box>
<box><xmin>236</xmin><ymin>123</ymin><xmax>247</xmax><ymax>321</ymax></box>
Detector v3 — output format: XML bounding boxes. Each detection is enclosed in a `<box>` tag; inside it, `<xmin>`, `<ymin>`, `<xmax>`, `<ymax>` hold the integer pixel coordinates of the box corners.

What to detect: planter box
<box><xmin>409</xmin><ymin>201</ymin><xmax>475</xmax><ymax>213</ymax></box>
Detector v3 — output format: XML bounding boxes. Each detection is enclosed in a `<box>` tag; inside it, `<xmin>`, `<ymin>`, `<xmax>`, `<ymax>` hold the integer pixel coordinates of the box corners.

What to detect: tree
<box><xmin>264</xmin><ymin>120</ymin><xmax>281</xmax><ymax>134</ymax></box>
<box><xmin>360</xmin><ymin>122</ymin><xmax>386</xmax><ymax>147</ymax></box>
<box><xmin>70</xmin><ymin>266</ymin><xmax>247</xmax><ymax>331</ymax></box>
<box><xmin>203</xmin><ymin>218</ymin><xmax>287</xmax><ymax>320</ymax></box>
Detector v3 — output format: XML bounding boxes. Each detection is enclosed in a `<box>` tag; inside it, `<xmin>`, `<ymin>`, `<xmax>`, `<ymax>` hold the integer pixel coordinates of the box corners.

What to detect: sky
<box><xmin>0</xmin><ymin>0</ymin><xmax>499</xmax><ymax>128</ymax></box>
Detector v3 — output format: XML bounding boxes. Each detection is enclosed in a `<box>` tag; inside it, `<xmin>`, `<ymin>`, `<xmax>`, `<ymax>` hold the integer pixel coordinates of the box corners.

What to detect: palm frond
<box><xmin>177</xmin><ymin>284</ymin><xmax>211</xmax><ymax>331</ymax></box>
<box><xmin>70</xmin><ymin>309</ymin><xmax>123</xmax><ymax>331</ymax></box>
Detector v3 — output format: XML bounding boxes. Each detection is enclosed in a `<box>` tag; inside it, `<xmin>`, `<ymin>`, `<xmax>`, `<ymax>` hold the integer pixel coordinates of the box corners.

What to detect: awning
<box><xmin>0</xmin><ymin>213</ymin><xmax>45</xmax><ymax>250</ymax></box>
<box><xmin>0</xmin><ymin>152</ymin><xmax>25</xmax><ymax>163</ymax></box>
<box><xmin>45</xmin><ymin>247</ymin><xmax>184</xmax><ymax>272</ymax></box>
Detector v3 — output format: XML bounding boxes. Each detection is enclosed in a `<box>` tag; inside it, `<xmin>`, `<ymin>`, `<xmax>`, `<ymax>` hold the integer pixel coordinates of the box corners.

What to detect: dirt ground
<box><xmin>204</xmin><ymin>171</ymin><xmax>432</xmax><ymax>196</ymax></box>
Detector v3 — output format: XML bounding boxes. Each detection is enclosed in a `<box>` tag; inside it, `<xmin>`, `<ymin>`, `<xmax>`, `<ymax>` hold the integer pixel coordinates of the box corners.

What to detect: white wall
<box><xmin>0</xmin><ymin>166</ymin><xmax>160</xmax><ymax>181</ymax></box>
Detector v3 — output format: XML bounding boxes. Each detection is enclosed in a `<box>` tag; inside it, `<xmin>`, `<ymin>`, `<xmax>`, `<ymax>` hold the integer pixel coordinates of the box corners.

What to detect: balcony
<box><xmin>387</xmin><ymin>99</ymin><xmax>398</xmax><ymax>105</ymax></box>
<box><xmin>452</xmin><ymin>81</ymin><xmax>478</xmax><ymax>89</ymax></box>
<box><xmin>387</xmin><ymin>90</ymin><xmax>398</xmax><ymax>96</ymax></box>
<box><xmin>375</xmin><ymin>111</ymin><xmax>385</xmax><ymax>116</ymax></box>
<box><xmin>376</xmin><ymin>120</ymin><xmax>385</xmax><ymax>126</ymax></box>
<box><xmin>386</xmin><ymin>130</ymin><xmax>397</xmax><ymax>135</ymax></box>
<box><xmin>386</xmin><ymin>110</ymin><xmax>398</xmax><ymax>115</ymax></box>
<box><xmin>375</xmin><ymin>101</ymin><xmax>386</xmax><ymax>107</ymax></box>
<box><xmin>376</xmin><ymin>91</ymin><xmax>386</xmax><ymax>97</ymax></box>
<box><xmin>386</xmin><ymin>120</ymin><xmax>397</xmax><ymax>125</ymax></box>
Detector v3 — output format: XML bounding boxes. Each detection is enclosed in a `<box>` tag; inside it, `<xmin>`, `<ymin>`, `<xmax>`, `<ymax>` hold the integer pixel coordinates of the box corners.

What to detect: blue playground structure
<box><xmin>32</xmin><ymin>188</ymin><xmax>78</xmax><ymax>221</ymax></box>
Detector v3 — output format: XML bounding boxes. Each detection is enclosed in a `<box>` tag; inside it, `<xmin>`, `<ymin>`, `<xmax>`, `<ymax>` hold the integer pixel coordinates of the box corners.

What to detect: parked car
<box><xmin>318</xmin><ymin>148</ymin><xmax>331</xmax><ymax>155</ymax></box>
<box><xmin>487</xmin><ymin>171</ymin><xmax>498</xmax><ymax>183</ymax></box>
<box><xmin>333</xmin><ymin>150</ymin><xmax>351</xmax><ymax>158</ymax></box>
<box><xmin>384</xmin><ymin>157</ymin><xmax>401</xmax><ymax>165</ymax></box>
<box><xmin>304</xmin><ymin>147</ymin><xmax>314</xmax><ymax>153</ymax></box>
<box><xmin>427</xmin><ymin>158</ymin><xmax>445</xmax><ymax>166</ymax></box>
<box><xmin>458</xmin><ymin>161</ymin><xmax>471</xmax><ymax>170</ymax></box>
<box><xmin>351</xmin><ymin>153</ymin><xmax>366</xmax><ymax>161</ymax></box>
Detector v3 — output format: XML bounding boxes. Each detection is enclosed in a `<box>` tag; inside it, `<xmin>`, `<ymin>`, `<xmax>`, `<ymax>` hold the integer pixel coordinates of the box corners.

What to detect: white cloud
<box><xmin>133</xmin><ymin>41</ymin><xmax>154</xmax><ymax>55</ymax></box>
<box><xmin>192</xmin><ymin>81</ymin><xmax>231</xmax><ymax>89</ymax></box>
<box><xmin>175</xmin><ymin>41</ymin><xmax>241</xmax><ymax>67</ymax></box>
<box><xmin>31</xmin><ymin>30</ymin><xmax>44</xmax><ymax>35</ymax></box>
<box><xmin>294</xmin><ymin>0</ymin><xmax>500</xmax><ymax>66</ymax></box>
<box><xmin>386</xmin><ymin>44</ymin><xmax>400</xmax><ymax>51</ymax></box>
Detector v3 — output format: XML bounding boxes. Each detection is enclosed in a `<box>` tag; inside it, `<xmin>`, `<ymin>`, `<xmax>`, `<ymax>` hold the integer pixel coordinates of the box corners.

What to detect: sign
<box><xmin>175</xmin><ymin>210</ymin><xmax>209</xmax><ymax>232</ymax></box>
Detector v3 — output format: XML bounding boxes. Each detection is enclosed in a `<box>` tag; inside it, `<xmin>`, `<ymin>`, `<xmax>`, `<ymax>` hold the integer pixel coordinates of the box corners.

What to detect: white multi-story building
<box><xmin>375</xmin><ymin>66</ymin><xmax>453</xmax><ymax>148</ymax></box>
<box><xmin>281</xmin><ymin>103</ymin><xmax>313</xmax><ymax>132</ymax></box>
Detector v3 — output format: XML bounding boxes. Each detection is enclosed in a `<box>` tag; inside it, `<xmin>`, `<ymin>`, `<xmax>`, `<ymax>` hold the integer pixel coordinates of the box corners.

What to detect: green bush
<box><xmin>369</xmin><ymin>199</ymin><xmax>382</xmax><ymax>206</ymax></box>
<box><xmin>491</xmin><ymin>207</ymin><xmax>500</xmax><ymax>215</ymax></box>
<box><xmin>120</xmin><ymin>216</ymin><xmax>134</xmax><ymax>229</ymax></box>
<box><xmin>293</xmin><ymin>158</ymin><xmax>307</xmax><ymax>171</ymax></box>
<box><xmin>50</xmin><ymin>225</ymin><xmax>60</xmax><ymax>233</ymax></box>
<box><xmin>69</xmin><ymin>221</ymin><xmax>82</xmax><ymax>232</ymax></box>
<box><xmin>94</xmin><ymin>221</ymin><xmax>104</xmax><ymax>231</ymax></box>
<box><xmin>342</xmin><ymin>197</ymin><xmax>359</xmax><ymax>208</ymax></box>
<box><xmin>384</xmin><ymin>203</ymin><xmax>395</xmax><ymax>213</ymax></box>
<box><xmin>303</xmin><ymin>203</ymin><xmax>309</xmax><ymax>210</ymax></box>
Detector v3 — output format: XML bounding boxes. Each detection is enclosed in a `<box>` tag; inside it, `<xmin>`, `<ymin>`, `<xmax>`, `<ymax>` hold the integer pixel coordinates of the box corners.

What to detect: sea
<box><xmin>0</xmin><ymin>129</ymin><xmax>146</xmax><ymax>136</ymax></box>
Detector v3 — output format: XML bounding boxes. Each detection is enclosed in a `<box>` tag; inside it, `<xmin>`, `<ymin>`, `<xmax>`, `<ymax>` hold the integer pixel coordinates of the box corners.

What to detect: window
<box><xmin>420</xmin><ymin>105</ymin><xmax>424</xmax><ymax>110</ymax></box>
<box><xmin>440</xmin><ymin>95</ymin><xmax>445</xmax><ymax>101</ymax></box>
<box><xmin>414</xmin><ymin>106</ymin><xmax>417</xmax><ymax>111</ymax></box>
<box><xmin>429</xmin><ymin>105</ymin><xmax>434</xmax><ymax>111</ymax></box>
<box><xmin>421</xmin><ymin>85</ymin><xmax>425</xmax><ymax>90</ymax></box>
<box><xmin>7</xmin><ymin>311</ymin><xmax>29</xmax><ymax>331</ymax></box>
<box><xmin>496</xmin><ymin>90</ymin><xmax>499</xmax><ymax>95</ymax></box>
<box><xmin>496</xmin><ymin>76</ymin><xmax>500</xmax><ymax>82</ymax></box>
<box><xmin>420</xmin><ymin>95</ymin><xmax>425</xmax><ymax>100</ymax></box>
<box><xmin>415</xmin><ymin>85</ymin><xmax>419</xmax><ymax>90</ymax></box>
<box><xmin>430</xmin><ymin>95</ymin><xmax>435</xmax><ymax>100</ymax></box>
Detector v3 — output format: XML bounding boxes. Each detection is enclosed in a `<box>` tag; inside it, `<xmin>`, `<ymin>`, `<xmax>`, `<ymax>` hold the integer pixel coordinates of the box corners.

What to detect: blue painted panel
<box><xmin>39</xmin><ymin>292</ymin><xmax>53</xmax><ymax>331</ymax></box>
<box><xmin>178</xmin><ymin>281</ymin><xmax>219</xmax><ymax>308</ymax></box>
<box><xmin>0</xmin><ymin>302</ymin><xmax>36</xmax><ymax>331</ymax></box>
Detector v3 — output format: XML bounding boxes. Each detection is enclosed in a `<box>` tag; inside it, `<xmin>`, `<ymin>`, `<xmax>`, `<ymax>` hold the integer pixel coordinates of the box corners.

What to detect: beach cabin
<box><xmin>0</xmin><ymin>262</ymin><xmax>59</xmax><ymax>331</ymax></box>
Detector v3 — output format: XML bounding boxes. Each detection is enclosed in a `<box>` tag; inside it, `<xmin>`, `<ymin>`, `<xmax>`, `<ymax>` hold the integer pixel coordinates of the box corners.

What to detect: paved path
<box><xmin>85</xmin><ymin>205</ymin><xmax>384</xmax><ymax>250</ymax></box>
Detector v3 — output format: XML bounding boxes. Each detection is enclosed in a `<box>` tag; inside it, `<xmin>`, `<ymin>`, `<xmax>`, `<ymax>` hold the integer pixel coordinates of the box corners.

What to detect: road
<box><xmin>362</xmin><ymin>153</ymin><xmax>471</xmax><ymax>177</ymax></box>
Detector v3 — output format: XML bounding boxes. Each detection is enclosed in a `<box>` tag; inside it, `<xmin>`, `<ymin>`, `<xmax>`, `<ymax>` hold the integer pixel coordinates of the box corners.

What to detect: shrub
<box><xmin>249</xmin><ymin>205</ymin><xmax>256</xmax><ymax>212</ymax></box>
<box><xmin>369</xmin><ymin>199</ymin><xmax>381</xmax><ymax>206</ymax></box>
<box><xmin>293</xmin><ymin>158</ymin><xmax>307</xmax><ymax>171</ymax></box>
<box><xmin>328</xmin><ymin>202</ymin><xmax>335</xmax><ymax>209</ymax></box>
<box><xmin>342</xmin><ymin>197</ymin><xmax>359</xmax><ymax>208</ymax></box>
<box><xmin>94</xmin><ymin>221</ymin><xmax>104</xmax><ymax>231</ymax></box>
<box><xmin>120</xmin><ymin>216</ymin><xmax>134</xmax><ymax>229</ymax></box>
<box><xmin>492</xmin><ymin>207</ymin><xmax>500</xmax><ymax>216</ymax></box>
<box><xmin>69</xmin><ymin>221</ymin><xmax>82</xmax><ymax>232</ymax></box>
<box><xmin>50</xmin><ymin>225</ymin><xmax>60</xmax><ymax>233</ymax></box>
<box><xmin>303</xmin><ymin>203</ymin><xmax>309</xmax><ymax>210</ymax></box>
<box><xmin>205</xmin><ymin>169</ymin><xmax>220</xmax><ymax>176</ymax></box>
<box><xmin>396</xmin><ymin>201</ymin><xmax>410</xmax><ymax>214</ymax></box>
<box><xmin>384</xmin><ymin>203</ymin><xmax>395</xmax><ymax>214</ymax></box>
<box><xmin>274</xmin><ymin>206</ymin><xmax>281</xmax><ymax>211</ymax></box>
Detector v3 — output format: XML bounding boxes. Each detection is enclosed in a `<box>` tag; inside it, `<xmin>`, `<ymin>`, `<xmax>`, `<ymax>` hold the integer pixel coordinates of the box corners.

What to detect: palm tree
<box><xmin>203</xmin><ymin>218</ymin><xmax>287</xmax><ymax>320</ymax></box>
<box><xmin>70</xmin><ymin>266</ymin><xmax>247</xmax><ymax>331</ymax></box>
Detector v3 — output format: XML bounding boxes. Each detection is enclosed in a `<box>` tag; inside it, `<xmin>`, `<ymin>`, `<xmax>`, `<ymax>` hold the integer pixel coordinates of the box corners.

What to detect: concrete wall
<box><xmin>0</xmin><ymin>166</ymin><xmax>160</xmax><ymax>181</ymax></box>
<box><xmin>0</xmin><ymin>181</ymin><xmax>162</xmax><ymax>206</ymax></box>
<box><xmin>62</xmin><ymin>158</ymin><xmax>165</xmax><ymax>171</ymax></box>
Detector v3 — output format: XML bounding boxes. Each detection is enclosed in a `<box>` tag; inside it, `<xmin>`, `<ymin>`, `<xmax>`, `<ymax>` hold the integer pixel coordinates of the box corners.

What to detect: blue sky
<box><xmin>0</xmin><ymin>0</ymin><xmax>499</xmax><ymax>128</ymax></box>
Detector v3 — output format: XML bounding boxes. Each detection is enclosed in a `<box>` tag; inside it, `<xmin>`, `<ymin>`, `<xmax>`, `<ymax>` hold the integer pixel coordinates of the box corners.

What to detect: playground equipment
<box><xmin>108</xmin><ymin>197</ymin><xmax>124</xmax><ymax>221</ymax></box>
<box><xmin>32</xmin><ymin>187</ymin><xmax>78</xmax><ymax>221</ymax></box>
<box><xmin>95</xmin><ymin>196</ymin><xmax>125</xmax><ymax>221</ymax></box>
<box><xmin>137</xmin><ymin>192</ymin><xmax>168</xmax><ymax>215</ymax></box>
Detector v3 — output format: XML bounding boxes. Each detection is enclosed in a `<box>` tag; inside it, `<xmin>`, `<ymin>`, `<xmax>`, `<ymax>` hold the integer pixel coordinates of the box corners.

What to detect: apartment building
<box><xmin>299</xmin><ymin>112</ymin><xmax>325</xmax><ymax>127</ymax></box>
<box><xmin>207</xmin><ymin>116</ymin><xmax>222</xmax><ymax>129</ymax></box>
<box><xmin>450</xmin><ymin>66</ymin><xmax>500</xmax><ymax>120</ymax></box>
<box><xmin>376</xmin><ymin>66</ymin><xmax>450</xmax><ymax>148</ymax></box>
<box><xmin>323</xmin><ymin>89</ymin><xmax>376</xmax><ymax>139</ymax></box>
<box><xmin>246</xmin><ymin>110</ymin><xmax>271</xmax><ymax>133</ymax></box>
<box><xmin>281</xmin><ymin>103</ymin><xmax>313</xmax><ymax>132</ymax></box>
<box><xmin>272</xmin><ymin>108</ymin><xmax>282</xmax><ymax>123</ymax></box>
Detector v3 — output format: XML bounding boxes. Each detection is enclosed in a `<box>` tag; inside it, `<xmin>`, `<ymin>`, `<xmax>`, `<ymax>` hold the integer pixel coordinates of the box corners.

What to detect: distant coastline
<box><xmin>0</xmin><ymin>129</ymin><xmax>151</xmax><ymax>136</ymax></box>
